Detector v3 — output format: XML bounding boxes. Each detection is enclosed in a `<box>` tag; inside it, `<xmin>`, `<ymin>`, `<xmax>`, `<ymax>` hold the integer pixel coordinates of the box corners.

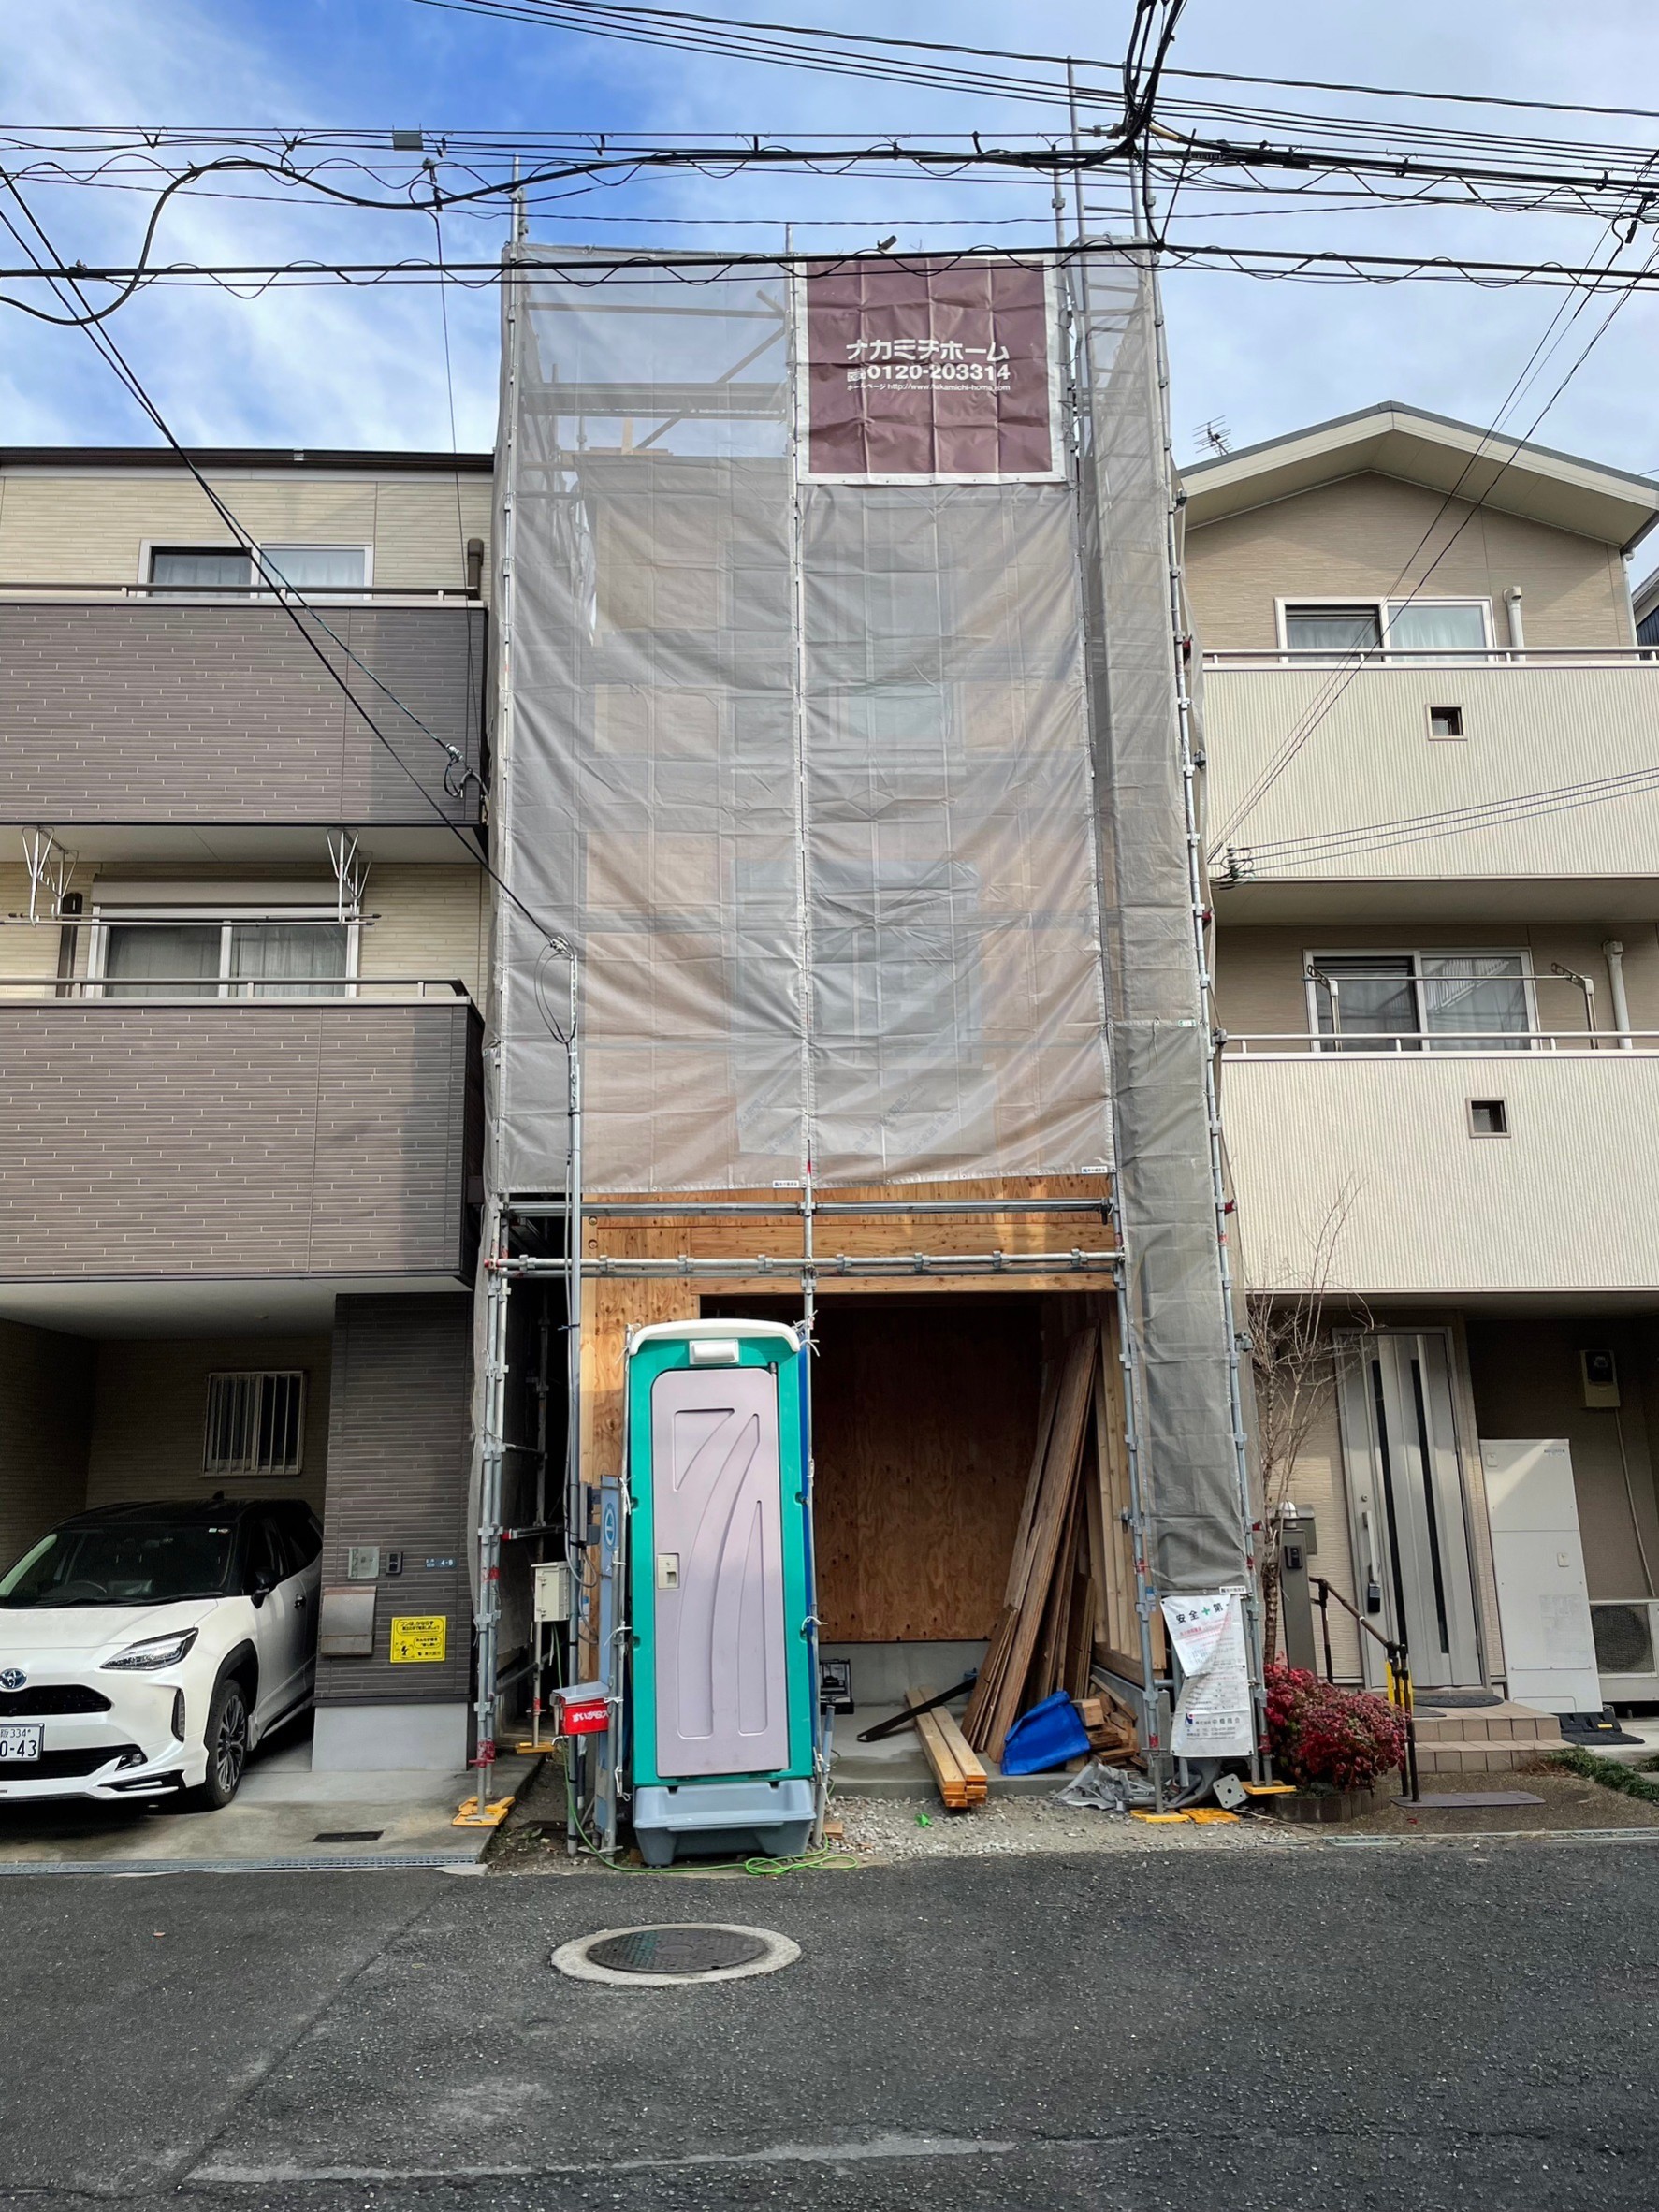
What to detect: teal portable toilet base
<box><xmin>622</xmin><ymin>1321</ymin><xmax>818</xmax><ymax>1862</ymax></box>
<box><xmin>633</xmin><ymin>1778</ymin><xmax>816</xmax><ymax>1868</ymax></box>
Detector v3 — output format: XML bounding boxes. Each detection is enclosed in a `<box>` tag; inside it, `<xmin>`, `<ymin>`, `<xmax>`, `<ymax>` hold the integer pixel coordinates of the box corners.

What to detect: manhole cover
<box><xmin>552</xmin><ymin>1922</ymin><xmax>800</xmax><ymax>1986</ymax></box>
<box><xmin>589</xmin><ymin>1927</ymin><xmax>768</xmax><ymax>1976</ymax></box>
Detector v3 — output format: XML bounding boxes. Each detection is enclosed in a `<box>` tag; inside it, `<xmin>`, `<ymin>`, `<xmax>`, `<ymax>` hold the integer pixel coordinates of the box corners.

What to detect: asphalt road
<box><xmin>3</xmin><ymin>1837</ymin><xmax>1658</xmax><ymax>2211</ymax></box>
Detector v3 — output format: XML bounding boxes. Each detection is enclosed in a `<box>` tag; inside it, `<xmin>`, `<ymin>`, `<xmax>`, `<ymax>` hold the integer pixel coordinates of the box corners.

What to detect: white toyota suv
<box><xmin>0</xmin><ymin>1498</ymin><xmax>321</xmax><ymax>1809</ymax></box>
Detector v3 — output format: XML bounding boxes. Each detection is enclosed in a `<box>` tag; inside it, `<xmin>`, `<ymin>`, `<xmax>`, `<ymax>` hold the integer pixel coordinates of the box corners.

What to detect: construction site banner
<box><xmin>799</xmin><ymin>257</ymin><xmax>1062</xmax><ymax>481</ymax></box>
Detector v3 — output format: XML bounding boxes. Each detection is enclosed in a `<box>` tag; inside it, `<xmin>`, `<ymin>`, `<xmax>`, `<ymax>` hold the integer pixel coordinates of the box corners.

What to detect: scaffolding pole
<box><xmin>1138</xmin><ymin>143</ymin><xmax>1267</xmax><ymax>1780</ymax></box>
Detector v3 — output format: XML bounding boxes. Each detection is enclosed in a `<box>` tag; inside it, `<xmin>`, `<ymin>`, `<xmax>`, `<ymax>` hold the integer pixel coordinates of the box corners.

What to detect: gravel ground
<box><xmin>488</xmin><ymin>1756</ymin><xmax>1306</xmax><ymax>1869</ymax></box>
<box><xmin>829</xmin><ymin>1789</ymin><xmax>1302</xmax><ymax>1858</ymax></box>
<box><xmin>488</xmin><ymin>1747</ymin><xmax>1659</xmax><ymax>1870</ymax></box>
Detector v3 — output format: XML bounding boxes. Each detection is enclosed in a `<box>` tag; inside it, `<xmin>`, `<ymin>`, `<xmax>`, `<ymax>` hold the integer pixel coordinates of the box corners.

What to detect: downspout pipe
<box><xmin>1603</xmin><ymin>939</ymin><xmax>1635</xmax><ymax>1050</ymax></box>
<box><xmin>1504</xmin><ymin>586</ymin><xmax>1525</xmax><ymax>655</ymax></box>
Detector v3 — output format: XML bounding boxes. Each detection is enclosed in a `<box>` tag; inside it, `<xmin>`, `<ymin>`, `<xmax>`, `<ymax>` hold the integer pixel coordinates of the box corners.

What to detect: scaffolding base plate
<box><xmin>453</xmin><ymin>1796</ymin><xmax>515</xmax><ymax>1828</ymax></box>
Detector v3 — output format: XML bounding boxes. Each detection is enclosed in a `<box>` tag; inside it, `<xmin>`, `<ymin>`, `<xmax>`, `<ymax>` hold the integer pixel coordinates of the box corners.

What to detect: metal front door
<box><xmin>1338</xmin><ymin>1332</ymin><xmax>1482</xmax><ymax>1690</ymax></box>
<box><xmin>649</xmin><ymin>1366</ymin><xmax>789</xmax><ymax>1779</ymax></box>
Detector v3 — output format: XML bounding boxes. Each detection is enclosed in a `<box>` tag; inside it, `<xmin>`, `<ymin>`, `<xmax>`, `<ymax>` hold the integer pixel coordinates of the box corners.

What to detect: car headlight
<box><xmin>102</xmin><ymin>1628</ymin><xmax>199</xmax><ymax>1672</ymax></box>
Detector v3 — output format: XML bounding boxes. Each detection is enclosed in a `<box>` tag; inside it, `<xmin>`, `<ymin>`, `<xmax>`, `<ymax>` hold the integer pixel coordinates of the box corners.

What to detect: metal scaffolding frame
<box><xmin>469</xmin><ymin>222</ymin><xmax>1265</xmax><ymax>1834</ymax></box>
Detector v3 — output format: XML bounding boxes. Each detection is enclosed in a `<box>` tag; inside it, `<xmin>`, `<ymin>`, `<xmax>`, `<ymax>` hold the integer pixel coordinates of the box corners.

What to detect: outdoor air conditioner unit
<box><xmin>1590</xmin><ymin>1599</ymin><xmax>1659</xmax><ymax>1696</ymax></box>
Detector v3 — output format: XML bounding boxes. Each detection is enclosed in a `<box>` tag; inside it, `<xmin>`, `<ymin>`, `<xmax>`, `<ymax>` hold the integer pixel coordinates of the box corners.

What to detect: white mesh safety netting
<box><xmin>491</xmin><ymin>244</ymin><xmax>1248</xmax><ymax>1589</ymax></box>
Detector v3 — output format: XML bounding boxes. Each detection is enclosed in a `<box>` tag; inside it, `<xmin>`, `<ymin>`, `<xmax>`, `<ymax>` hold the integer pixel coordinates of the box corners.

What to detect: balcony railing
<box><xmin>1205</xmin><ymin>646</ymin><xmax>1659</xmax><ymax>668</ymax></box>
<box><xmin>0</xmin><ymin>976</ymin><xmax>471</xmax><ymax>1004</ymax></box>
<box><xmin>0</xmin><ymin>579</ymin><xmax>478</xmax><ymax>604</ymax></box>
<box><xmin>1222</xmin><ymin>1029</ymin><xmax>1652</xmax><ymax>1055</ymax></box>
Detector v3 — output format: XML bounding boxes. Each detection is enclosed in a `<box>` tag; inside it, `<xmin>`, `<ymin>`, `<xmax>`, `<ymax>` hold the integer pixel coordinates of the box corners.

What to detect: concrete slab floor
<box><xmin>828</xmin><ymin>1699</ymin><xmax>1076</xmax><ymax>1797</ymax></box>
<box><xmin>0</xmin><ymin>1712</ymin><xmax>539</xmax><ymax>1873</ymax></box>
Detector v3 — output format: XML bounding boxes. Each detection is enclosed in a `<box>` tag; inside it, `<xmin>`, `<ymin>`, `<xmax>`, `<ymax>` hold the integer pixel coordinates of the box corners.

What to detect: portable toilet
<box><xmin>623</xmin><ymin>1320</ymin><xmax>818</xmax><ymax>1866</ymax></box>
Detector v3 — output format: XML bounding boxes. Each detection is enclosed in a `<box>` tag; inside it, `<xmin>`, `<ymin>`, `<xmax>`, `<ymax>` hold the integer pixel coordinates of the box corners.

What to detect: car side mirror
<box><xmin>250</xmin><ymin>1573</ymin><xmax>275</xmax><ymax>1608</ymax></box>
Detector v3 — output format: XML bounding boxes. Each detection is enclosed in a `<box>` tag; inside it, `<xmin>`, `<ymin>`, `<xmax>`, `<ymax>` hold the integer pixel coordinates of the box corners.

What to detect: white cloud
<box><xmin>6</xmin><ymin>0</ymin><xmax>1659</xmax><ymax>478</ymax></box>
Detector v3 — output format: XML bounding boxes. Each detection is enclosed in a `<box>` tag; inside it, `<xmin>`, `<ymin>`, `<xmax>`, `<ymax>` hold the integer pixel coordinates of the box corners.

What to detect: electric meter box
<box><xmin>532</xmin><ymin>1561</ymin><xmax>572</xmax><ymax>1623</ymax></box>
<box><xmin>622</xmin><ymin>1319</ymin><xmax>816</xmax><ymax>1866</ymax></box>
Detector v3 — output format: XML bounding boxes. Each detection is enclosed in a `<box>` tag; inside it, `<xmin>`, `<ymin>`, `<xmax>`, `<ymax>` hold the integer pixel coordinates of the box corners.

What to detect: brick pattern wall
<box><xmin>315</xmin><ymin>1293</ymin><xmax>473</xmax><ymax>1707</ymax></box>
<box><xmin>0</xmin><ymin>1001</ymin><xmax>481</xmax><ymax>1280</ymax></box>
<box><xmin>86</xmin><ymin>1335</ymin><xmax>332</xmax><ymax>1518</ymax></box>
<box><xmin>0</xmin><ymin>1320</ymin><xmax>95</xmax><ymax>1568</ymax></box>
<box><xmin>0</xmin><ymin>603</ymin><xmax>486</xmax><ymax>823</ymax></box>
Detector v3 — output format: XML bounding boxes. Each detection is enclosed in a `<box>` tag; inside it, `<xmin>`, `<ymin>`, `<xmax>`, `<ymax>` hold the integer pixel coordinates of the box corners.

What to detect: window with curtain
<box><xmin>259</xmin><ymin>546</ymin><xmax>369</xmax><ymax>591</ymax></box>
<box><xmin>99</xmin><ymin>919</ymin><xmax>349</xmax><ymax>997</ymax></box>
<box><xmin>148</xmin><ymin>548</ymin><xmax>253</xmax><ymax>590</ymax></box>
<box><xmin>229</xmin><ymin>923</ymin><xmax>348</xmax><ymax>997</ymax></box>
<box><xmin>148</xmin><ymin>545</ymin><xmax>368</xmax><ymax>593</ymax></box>
<box><xmin>102</xmin><ymin>924</ymin><xmax>223</xmax><ymax>997</ymax></box>
<box><xmin>1283</xmin><ymin>604</ymin><xmax>1381</xmax><ymax>655</ymax></box>
<box><xmin>1311</xmin><ymin>951</ymin><xmax>1531</xmax><ymax>1050</ymax></box>
<box><xmin>1283</xmin><ymin>599</ymin><xmax>1491</xmax><ymax>657</ymax></box>
<box><xmin>1384</xmin><ymin>602</ymin><xmax>1490</xmax><ymax>653</ymax></box>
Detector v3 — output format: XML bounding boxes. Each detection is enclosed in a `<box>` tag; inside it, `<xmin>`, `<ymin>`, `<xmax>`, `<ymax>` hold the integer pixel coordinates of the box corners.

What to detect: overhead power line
<box><xmin>10</xmin><ymin>240</ymin><xmax>1659</xmax><ymax>299</ymax></box>
<box><xmin>0</xmin><ymin>172</ymin><xmax>574</xmax><ymax>975</ymax></box>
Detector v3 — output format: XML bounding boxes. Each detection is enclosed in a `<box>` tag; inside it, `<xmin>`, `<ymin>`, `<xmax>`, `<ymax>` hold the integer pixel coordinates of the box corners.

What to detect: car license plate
<box><xmin>0</xmin><ymin>1724</ymin><xmax>43</xmax><ymax>1763</ymax></box>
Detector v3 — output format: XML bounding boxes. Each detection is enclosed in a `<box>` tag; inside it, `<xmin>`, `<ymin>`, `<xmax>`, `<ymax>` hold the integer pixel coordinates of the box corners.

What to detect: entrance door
<box><xmin>1337</xmin><ymin>1332</ymin><xmax>1482</xmax><ymax>1689</ymax></box>
<box><xmin>649</xmin><ymin>1367</ymin><xmax>789</xmax><ymax>1778</ymax></box>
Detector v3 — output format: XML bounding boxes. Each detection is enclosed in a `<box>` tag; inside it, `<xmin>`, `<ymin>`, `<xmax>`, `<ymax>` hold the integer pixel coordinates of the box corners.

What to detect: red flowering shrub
<box><xmin>1264</xmin><ymin>1662</ymin><xmax>1406</xmax><ymax>1793</ymax></box>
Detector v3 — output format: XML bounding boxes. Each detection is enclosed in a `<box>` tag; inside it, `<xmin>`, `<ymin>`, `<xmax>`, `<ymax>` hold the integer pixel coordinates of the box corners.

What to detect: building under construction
<box><xmin>475</xmin><ymin>241</ymin><xmax>1257</xmax><ymax>1841</ymax></box>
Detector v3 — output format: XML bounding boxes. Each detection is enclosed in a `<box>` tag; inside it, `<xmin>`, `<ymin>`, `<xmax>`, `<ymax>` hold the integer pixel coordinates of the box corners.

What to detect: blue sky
<box><xmin>6</xmin><ymin>0</ymin><xmax>1659</xmax><ymax>478</ymax></box>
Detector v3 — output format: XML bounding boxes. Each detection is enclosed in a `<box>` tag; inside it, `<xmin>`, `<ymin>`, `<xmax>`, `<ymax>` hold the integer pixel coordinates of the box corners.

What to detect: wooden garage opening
<box><xmin>569</xmin><ymin>1179</ymin><xmax>1150</xmax><ymax>1761</ymax></box>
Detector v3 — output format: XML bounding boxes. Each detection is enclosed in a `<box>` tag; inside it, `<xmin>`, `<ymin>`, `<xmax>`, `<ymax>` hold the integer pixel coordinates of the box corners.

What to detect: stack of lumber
<box><xmin>903</xmin><ymin>1683</ymin><xmax>989</xmax><ymax>1811</ymax></box>
<box><xmin>963</xmin><ymin>1328</ymin><xmax>1113</xmax><ymax>1765</ymax></box>
<box><xmin>1078</xmin><ymin>1693</ymin><xmax>1139</xmax><ymax>1764</ymax></box>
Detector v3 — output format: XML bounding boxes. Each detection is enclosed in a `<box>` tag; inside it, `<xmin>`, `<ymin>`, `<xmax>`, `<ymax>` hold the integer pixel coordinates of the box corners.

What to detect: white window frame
<box><xmin>1274</xmin><ymin>594</ymin><xmax>1494</xmax><ymax>660</ymax></box>
<box><xmin>138</xmin><ymin>541</ymin><xmax>374</xmax><ymax>598</ymax></box>
<box><xmin>1303</xmin><ymin>946</ymin><xmax>1537</xmax><ymax>1051</ymax></box>
<box><xmin>86</xmin><ymin>897</ymin><xmax>362</xmax><ymax>998</ymax></box>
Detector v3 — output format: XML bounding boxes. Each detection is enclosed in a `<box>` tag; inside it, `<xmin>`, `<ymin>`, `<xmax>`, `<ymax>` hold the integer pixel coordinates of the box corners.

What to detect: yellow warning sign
<box><xmin>389</xmin><ymin>1614</ymin><xmax>448</xmax><ymax>1665</ymax></box>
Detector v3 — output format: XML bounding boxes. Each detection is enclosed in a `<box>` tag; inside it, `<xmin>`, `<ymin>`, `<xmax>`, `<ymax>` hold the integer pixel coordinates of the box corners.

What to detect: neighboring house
<box><xmin>1189</xmin><ymin>401</ymin><xmax>1659</xmax><ymax>1712</ymax></box>
<box><xmin>0</xmin><ymin>444</ymin><xmax>492</xmax><ymax>1770</ymax></box>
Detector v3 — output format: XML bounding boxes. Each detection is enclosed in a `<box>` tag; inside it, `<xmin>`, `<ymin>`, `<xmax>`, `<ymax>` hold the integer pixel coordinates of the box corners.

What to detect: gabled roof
<box><xmin>1181</xmin><ymin>400</ymin><xmax>1659</xmax><ymax>553</ymax></box>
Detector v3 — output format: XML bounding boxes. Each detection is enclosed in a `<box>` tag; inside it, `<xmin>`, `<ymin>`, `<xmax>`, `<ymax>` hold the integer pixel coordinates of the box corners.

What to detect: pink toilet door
<box><xmin>649</xmin><ymin>1366</ymin><xmax>789</xmax><ymax>1778</ymax></box>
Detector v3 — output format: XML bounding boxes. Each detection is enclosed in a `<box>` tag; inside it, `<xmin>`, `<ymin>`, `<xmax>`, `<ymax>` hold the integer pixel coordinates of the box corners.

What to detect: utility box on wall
<box><xmin>623</xmin><ymin>1320</ymin><xmax>816</xmax><ymax>1866</ymax></box>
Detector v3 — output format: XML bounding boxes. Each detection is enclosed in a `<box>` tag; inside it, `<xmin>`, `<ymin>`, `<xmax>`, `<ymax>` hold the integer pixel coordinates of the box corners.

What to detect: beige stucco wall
<box><xmin>359</xmin><ymin>865</ymin><xmax>488</xmax><ymax>1004</ymax></box>
<box><xmin>0</xmin><ymin>470</ymin><xmax>491</xmax><ymax>593</ymax></box>
<box><xmin>0</xmin><ymin>861</ymin><xmax>487</xmax><ymax>1006</ymax></box>
<box><xmin>1185</xmin><ymin>472</ymin><xmax>1636</xmax><ymax>652</ymax></box>
<box><xmin>85</xmin><ymin>1335</ymin><xmax>331</xmax><ymax>1518</ymax></box>
<box><xmin>1215</xmin><ymin>922</ymin><xmax>1659</xmax><ymax>1041</ymax></box>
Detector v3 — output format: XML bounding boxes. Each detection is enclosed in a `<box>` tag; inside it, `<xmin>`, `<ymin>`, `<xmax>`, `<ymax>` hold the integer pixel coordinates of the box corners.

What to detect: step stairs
<box><xmin>1410</xmin><ymin>1700</ymin><xmax>1567</xmax><ymax>1774</ymax></box>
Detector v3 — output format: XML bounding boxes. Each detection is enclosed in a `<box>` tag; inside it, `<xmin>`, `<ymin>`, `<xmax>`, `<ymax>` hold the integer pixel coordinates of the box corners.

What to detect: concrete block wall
<box><xmin>0</xmin><ymin>1319</ymin><xmax>95</xmax><ymax>1570</ymax></box>
<box><xmin>314</xmin><ymin>1293</ymin><xmax>473</xmax><ymax>1710</ymax></box>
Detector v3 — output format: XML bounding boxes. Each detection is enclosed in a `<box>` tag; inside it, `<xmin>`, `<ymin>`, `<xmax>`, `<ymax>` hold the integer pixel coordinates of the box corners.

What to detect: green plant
<box><xmin>1550</xmin><ymin>1747</ymin><xmax>1659</xmax><ymax>1804</ymax></box>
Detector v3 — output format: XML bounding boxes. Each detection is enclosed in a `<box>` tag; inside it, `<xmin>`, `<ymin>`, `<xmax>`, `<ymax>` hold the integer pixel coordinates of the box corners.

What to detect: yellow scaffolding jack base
<box><xmin>453</xmin><ymin>1794</ymin><xmax>516</xmax><ymax>1828</ymax></box>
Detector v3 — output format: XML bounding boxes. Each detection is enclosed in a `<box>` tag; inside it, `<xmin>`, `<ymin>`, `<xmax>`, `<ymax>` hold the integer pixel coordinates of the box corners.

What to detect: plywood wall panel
<box><xmin>807</xmin><ymin>1299</ymin><xmax>1041</xmax><ymax>1641</ymax></box>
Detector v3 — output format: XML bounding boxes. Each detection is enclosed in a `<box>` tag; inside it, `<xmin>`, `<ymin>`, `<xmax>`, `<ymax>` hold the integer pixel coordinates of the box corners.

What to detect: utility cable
<box><xmin>0</xmin><ymin>172</ymin><xmax>575</xmax><ymax>977</ymax></box>
<box><xmin>1208</xmin><ymin>214</ymin><xmax>1658</xmax><ymax>851</ymax></box>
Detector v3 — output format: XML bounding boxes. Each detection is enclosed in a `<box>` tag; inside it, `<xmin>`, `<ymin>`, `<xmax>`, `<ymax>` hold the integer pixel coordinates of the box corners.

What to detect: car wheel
<box><xmin>184</xmin><ymin>1675</ymin><xmax>250</xmax><ymax>1811</ymax></box>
